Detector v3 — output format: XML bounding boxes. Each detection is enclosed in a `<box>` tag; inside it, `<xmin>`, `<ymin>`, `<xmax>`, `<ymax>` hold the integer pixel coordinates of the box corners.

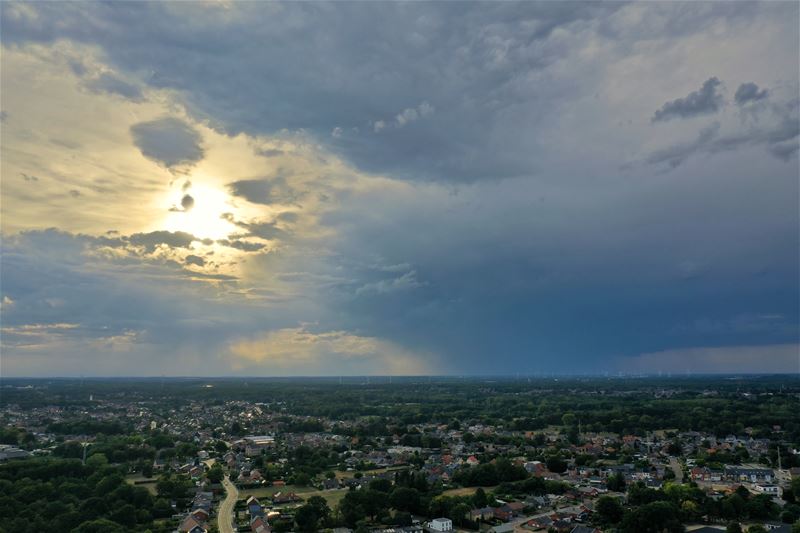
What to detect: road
<box><xmin>218</xmin><ymin>475</ymin><xmax>239</xmax><ymax>533</ymax></box>
<box><xmin>669</xmin><ymin>456</ymin><xmax>684</xmax><ymax>482</ymax></box>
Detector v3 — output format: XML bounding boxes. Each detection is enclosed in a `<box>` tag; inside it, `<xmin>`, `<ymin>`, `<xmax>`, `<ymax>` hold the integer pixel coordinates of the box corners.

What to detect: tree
<box><xmin>621</xmin><ymin>501</ymin><xmax>684</xmax><ymax>533</ymax></box>
<box><xmin>546</xmin><ymin>457</ymin><xmax>567</xmax><ymax>474</ymax></box>
<box><xmin>472</xmin><ymin>487</ymin><xmax>488</xmax><ymax>508</ymax></box>
<box><xmin>596</xmin><ymin>495</ymin><xmax>624</xmax><ymax>525</ymax></box>
<box><xmin>726</xmin><ymin>522</ymin><xmax>742</xmax><ymax>533</ymax></box>
<box><xmin>86</xmin><ymin>453</ymin><xmax>109</xmax><ymax>468</ymax></box>
<box><xmin>451</xmin><ymin>503</ymin><xmax>470</xmax><ymax>526</ymax></box>
<box><xmin>72</xmin><ymin>519</ymin><xmax>126</xmax><ymax>533</ymax></box>
<box><xmin>395</xmin><ymin>511</ymin><xmax>413</xmax><ymax>526</ymax></box>
<box><xmin>207</xmin><ymin>464</ymin><xmax>224</xmax><ymax>484</ymax></box>
<box><xmin>369</xmin><ymin>478</ymin><xmax>392</xmax><ymax>493</ymax></box>
<box><xmin>389</xmin><ymin>487</ymin><xmax>420</xmax><ymax>513</ymax></box>
<box><xmin>295</xmin><ymin>503</ymin><xmax>322</xmax><ymax>532</ymax></box>
<box><xmin>747</xmin><ymin>526</ymin><xmax>767</xmax><ymax>533</ymax></box>
<box><xmin>607</xmin><ymin>473</ymin><xmax>626</xmax><ymax>492</ymax></box>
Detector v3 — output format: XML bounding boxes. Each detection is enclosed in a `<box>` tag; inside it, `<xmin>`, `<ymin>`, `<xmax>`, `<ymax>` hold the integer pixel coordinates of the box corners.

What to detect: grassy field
<box><xmin>238</xmin><ymin>485</ymin><xmax>350</xmax><ymax>508</ymax></box>
<box><xmin>441</xmin><ymin>486</ymin><xmax>497</xmax><ymax>497</ymax></box>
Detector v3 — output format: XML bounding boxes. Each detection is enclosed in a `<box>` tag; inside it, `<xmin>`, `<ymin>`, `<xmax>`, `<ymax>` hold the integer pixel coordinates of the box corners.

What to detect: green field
<box><xmin>238</xmin><ymin>485</ymin><xmax>350</xmax><ymax>509</ymax></box>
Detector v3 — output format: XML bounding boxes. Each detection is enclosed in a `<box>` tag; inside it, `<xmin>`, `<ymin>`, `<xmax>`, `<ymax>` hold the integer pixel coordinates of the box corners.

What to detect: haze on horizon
<box><xmin>0</xmin><ymin>2</ymin><xmax>798</xmax><ymax>377</ymax></box>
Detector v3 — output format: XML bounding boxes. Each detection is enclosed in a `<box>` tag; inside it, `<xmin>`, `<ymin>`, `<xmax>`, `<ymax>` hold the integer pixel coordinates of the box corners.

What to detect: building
<box><xmin>428</xmin><ymin>518</ymin><xmax>453</xmax><ymax>532</ymax></box>
<box><xmin>753</xmin><ymin>483</ymin><xmax>779</xmax><ymax>495</ymax></box>
<box><xmin>724</xmin><ymin>466</ymin><xmax>773</xmax><ymax>483</ymax></box>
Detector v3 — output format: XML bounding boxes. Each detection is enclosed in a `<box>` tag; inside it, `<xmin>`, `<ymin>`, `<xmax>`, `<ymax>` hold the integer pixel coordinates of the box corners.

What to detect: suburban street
<box><xmin>670</xmin><ymin>457</ymin><xmax>684</xmax><ymax>483</ymax></box>
<box><xmin>218</xmin><ymin>475</ymin><xmax>239</xmax><ymax>533</ymax></box>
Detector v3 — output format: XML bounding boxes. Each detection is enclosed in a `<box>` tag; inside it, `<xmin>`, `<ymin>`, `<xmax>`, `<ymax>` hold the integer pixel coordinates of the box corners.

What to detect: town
<box><xmin>0</xmin><ymin>376</ymin><xmax>798</xmax><ymax>533</ymax></box>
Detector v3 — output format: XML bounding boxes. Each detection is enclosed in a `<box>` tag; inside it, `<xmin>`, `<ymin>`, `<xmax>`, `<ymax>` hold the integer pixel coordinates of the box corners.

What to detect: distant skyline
<box><xmin>1</xmin><ymin>2</ymin><xmax>798</xmax><ymax>377</ymax></box>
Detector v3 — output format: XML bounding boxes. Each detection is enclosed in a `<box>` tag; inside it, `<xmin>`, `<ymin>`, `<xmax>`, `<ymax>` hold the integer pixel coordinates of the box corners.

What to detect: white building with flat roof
<box><xmin>428</xmin><ymin>518</ymin><xmax>452</xmax><ymax>532</ymax></box>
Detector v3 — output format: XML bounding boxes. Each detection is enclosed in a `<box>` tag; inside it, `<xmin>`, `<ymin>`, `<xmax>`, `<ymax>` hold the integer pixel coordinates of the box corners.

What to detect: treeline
<box><xmin>0</xmin><ymin>457</ymin><xmax>176</xmax><ymax>533</ymax></box>
<box><xmin>594</xmin><ymin>480</ymin><xmax>800</xmax><ymax>533</ymax></box>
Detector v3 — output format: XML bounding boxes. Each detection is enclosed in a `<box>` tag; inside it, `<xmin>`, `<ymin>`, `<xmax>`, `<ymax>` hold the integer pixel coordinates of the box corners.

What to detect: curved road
<box><xmin>218</xmin><ymin>475</ymin><xmax>239</xmax><ymax>533</ymax></box>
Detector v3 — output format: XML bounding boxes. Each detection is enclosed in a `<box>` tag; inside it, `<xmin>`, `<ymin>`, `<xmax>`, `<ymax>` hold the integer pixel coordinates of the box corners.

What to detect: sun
<box><xmin>162</xmin><ymin>183</ymin><xmax>237</xmax><ymax>241</ymax></box>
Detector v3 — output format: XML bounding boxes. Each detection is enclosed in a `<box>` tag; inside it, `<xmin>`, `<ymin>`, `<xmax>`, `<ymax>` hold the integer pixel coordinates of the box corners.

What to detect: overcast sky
<box><xmin>1</xmin><ymin>2</ymin><xmax>798</xmax><ymax>376</ymax></box>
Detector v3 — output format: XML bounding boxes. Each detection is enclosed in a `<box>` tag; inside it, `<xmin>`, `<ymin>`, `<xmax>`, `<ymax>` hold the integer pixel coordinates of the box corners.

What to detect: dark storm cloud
<box><xmin>1</xmin><ymin>1</ymin><xmax>798</xmax><ymax>374</ymax></box>
<box><xmin>130</xmin><ymin>117</ymin><xmax>204</xmax><ymax>169</ymax></box>
<box><xmin>734</xmin><ymin>82</ymin><xmax>769</xmax><ymax>105</ymax></box>
<box><xmin>0</xmin><ymin>1</ymin><xmax>637</xmax><ymax>182</ymax></box>
<box><xmin>652</xmin><ymin>77</ymin><xmax>724</xmax><ymax>122</ymax></box>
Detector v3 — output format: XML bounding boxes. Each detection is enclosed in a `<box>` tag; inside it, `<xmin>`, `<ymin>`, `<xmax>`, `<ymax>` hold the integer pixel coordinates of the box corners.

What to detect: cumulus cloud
<box><xmin>128</xmin><ymin>230</ymin><xmax>198</xmax><ymax>252</ymax></box>
<box><xmin>652</xmin><ymin>77</ymin><xmax>724</xmax><ymax>122</ymax></box>
<box><xmin>130</xmin><ymin>117</ymin><xmax>204</xmax><ymax>170</ymax></box>
<box><xmin>646</xmin><ymin>103</ymin><xmax>799</xmax><ymax>169</ymax></box>
<box><xmin>734</xmin><ymin>82</ymin><xmax>768</xmax><ymax>105</ymax></box>
<box><xmin>216</xmin><ymin>238</ymin><xmax>267</xmax><ymax>252</ymax></box>
<box><xmin>184</xmin><ymin>254</ymin><xmax>206</xmax><ymax>267</ymax></box>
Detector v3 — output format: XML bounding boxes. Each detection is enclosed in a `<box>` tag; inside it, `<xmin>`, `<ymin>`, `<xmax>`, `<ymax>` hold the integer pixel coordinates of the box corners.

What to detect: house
<box><xmin>468</xmin><ymin>507</ymin><xmax>494</xmax><ymax>521</ymax></box>
<box><xmin>322</xmin><ymin>478</ymin><xmax>341</xmax><ymax>490</ymax></box>
<box><xmin>507</xmin><ymin>501</ymin><xmax>525</xmax><ymax>514</ymax></box>
<box><xmin>272</xmin><ymin>491</ymin><xmax>301</xmax><ymax>504</ymax></box>
<box><xmin>428</xmin><ymin>518</ymin><xmax>453</xmax><ymax>532</ymax></box>
<box><xmin>251</xmin><ymin>516</ymin><xmax>271</xmax><ymax>533</ymax></box>
<box><xmin>525</xmin><ymin>460</ymin><xmax>546</xmax><ymax>476</ymax></box>
<box><xmin>493</xmin><ymin>505</ymin><xmax>515</xmax><ymax>522</ymax></box>
<box><xmin>178</xmin><ymin>515</ymin><xmax>207</xmax><ymax>533</ymax></box>
<box><xmin>570</xmin><ymin>527</ymin><xmax>601</xmax><ymax>533</ymax></box>
<box><xmin>489</xmin><ymin>524</ymin><xmax>515</xmax><ymax>533</ymax></box>
<box><xmin>247</xmin><ymin>496</ymin><xmax>264</xmax><ymax>517</ymax></box>
<box><xmin>527</xmin><ymin>515</ymin><xmax>553</xmax><ymax>530</ymax></box>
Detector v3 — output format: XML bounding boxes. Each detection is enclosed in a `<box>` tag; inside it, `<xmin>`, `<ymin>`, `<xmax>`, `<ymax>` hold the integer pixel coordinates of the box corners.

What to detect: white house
<box><xmin>429</xmin><ymin>518</ymin><xmax>453</xmax><ymax>532</ymax></box>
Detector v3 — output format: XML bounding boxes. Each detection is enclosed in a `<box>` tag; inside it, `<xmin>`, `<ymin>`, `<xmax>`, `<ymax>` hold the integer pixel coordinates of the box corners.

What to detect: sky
<box><xmin>0</xmin><ymin>1</ymin><xmax>798</xmax><ymax>377</ymax></box>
